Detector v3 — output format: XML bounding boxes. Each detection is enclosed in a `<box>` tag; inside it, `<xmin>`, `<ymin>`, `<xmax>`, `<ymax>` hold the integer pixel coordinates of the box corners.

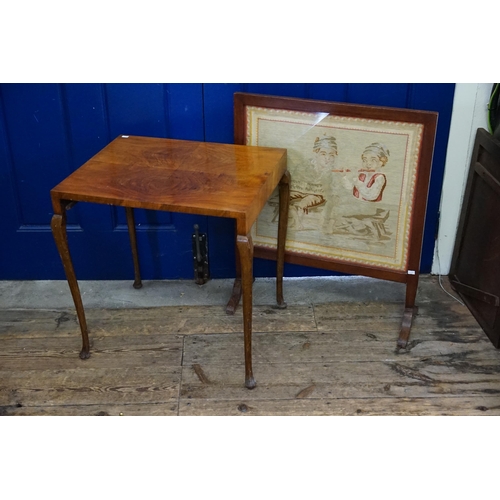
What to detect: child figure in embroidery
<box><xmin>343</xmin><ymin>142</ymin><xmax>389</xmax><ymax>202</ymax></box>
<box><xmin>269</xmin><ymin>135</ymin><xmax>338</xmax><ymax>230</ymax></box>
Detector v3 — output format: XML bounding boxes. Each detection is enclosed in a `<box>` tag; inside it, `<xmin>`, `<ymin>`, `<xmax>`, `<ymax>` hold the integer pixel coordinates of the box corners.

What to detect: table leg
<box><xmin>276</xmin><ymin>170</ymin><xmax>291</xmax><ymax>308</ymax></box>
<box><xmin>51</xmin><ymin>210</ymin><xmax>90</xmax><ymax>359</ymax></box>
<box><xmin>237</xmin><ymin>233</ymin><xmax>256</xmax><ymax>389</ymax></box>
<box><xmin>125</xmin><ymin>207</ymin><xmax>143</xmax><ymax>289</ymax></box>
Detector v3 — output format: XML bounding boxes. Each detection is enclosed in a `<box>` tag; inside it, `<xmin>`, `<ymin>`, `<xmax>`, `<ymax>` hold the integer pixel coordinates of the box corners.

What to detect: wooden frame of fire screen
<box><xmin>234</xmin><ymin>92</ymin><xmax>438</xmax><ymax>347</ymax></box>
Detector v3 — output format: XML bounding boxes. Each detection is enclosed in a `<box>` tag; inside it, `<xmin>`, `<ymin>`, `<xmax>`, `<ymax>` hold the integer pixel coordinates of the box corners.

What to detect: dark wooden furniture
<box><xmin>450</xmin><ymin>128</ymin><xmax>500</xmax><ymax>348</ymax></box>
<box><xmin>50</xmin><ymin>135</ymin><xmax>290</xmax><ymax>388</ymax></box>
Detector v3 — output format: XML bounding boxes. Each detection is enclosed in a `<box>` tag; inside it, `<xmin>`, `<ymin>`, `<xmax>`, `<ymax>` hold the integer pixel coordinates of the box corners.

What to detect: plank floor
<box><xmin>1</xmin><ymin>279</ymin><xmax>500</xmax><ymax>416</ymax></box>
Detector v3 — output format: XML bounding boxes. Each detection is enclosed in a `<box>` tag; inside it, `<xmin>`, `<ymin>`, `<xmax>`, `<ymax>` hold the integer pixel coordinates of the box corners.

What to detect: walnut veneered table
<box><xmin>50</xmin><ymin>135</ymin><xmax>290</xmax><ymax>389</ymax></box>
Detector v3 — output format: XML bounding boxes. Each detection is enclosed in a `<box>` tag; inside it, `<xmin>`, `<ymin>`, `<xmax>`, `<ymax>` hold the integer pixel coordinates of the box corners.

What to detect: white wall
<box><xmin>431</xmin><ymin>83</ymin><xmax>492</xmax><ymax>275</ymax></box>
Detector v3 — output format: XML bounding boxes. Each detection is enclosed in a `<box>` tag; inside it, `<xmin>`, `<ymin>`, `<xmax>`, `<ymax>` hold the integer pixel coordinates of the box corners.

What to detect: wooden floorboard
<box><xmin>179</xmin><ymin>396</ymin><xmax>500</xmax><ymax>416</ymax></box>
<box><xmin>1</xmin><ymin>290</ymin><xmax>500</xmax><ymax>416</ymax></box>
<box><xmin>0</xmin><ymin>402</ymin><xmax>178</xmax><ymax>416</ymax></box>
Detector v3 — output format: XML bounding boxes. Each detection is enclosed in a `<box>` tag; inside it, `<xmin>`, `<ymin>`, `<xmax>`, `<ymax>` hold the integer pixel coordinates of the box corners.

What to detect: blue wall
<box><xmin>0</xmin><ymin>83</ymin><xmax>455</xmax><ymax>280</ymax></box>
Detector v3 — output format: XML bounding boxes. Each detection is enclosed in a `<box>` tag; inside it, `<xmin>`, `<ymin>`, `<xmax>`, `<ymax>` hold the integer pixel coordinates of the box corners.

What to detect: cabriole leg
<box><xmin>126</xmin><ymin>207</ymin><xmax>142</xmax><ymax>289</ymax></box>
<box><xmin>51</xmin><ymin>211</ymin><xmax>90</xmax><ymax>359</ymax></box>
<box><xmin>237</xmin><ymin>233</ymin><xmax>256</xmax><ymax>389</ymax></box>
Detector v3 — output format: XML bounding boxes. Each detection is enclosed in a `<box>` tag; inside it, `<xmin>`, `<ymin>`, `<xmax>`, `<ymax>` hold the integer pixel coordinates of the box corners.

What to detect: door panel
<box><xmin>203</xmin><ymin>83</ymin><xmax>245</xmax><ymax>143</ymax></box>
<box><xmin>106</xmin><ymin>83</ymin><xmax>167</xmax><ymax>139</ymax></box>
<box><xmin>0</xmin><ymin>83</ymin><xmax>206</xmax><ymax>279</ymax></box>
<box><xmin>306</xmin><ymin>84</ymin><xmax>348</xmax><ymax>101</ymax></box>
<box><xmin>0</xmin><ymin>83</ymin><xmax>454</xmax><ymax>280</ymax></box>
<box><xmin>1</xmin><ymin>84</ymin><xmax>75</xmax><ymax>226</ymax></box>
<box><xmin>62</xmin><ymin>84</ymin><xmax>113</xmax><ymax>232</ymax></box>
<box><xmin>408</xmin><ymin>83</ymin><xmax>455</xmax><ymax>271</ymax></box>
<box><xmin>347</xmin><ymin>83</ymin><xmax>410</xmax><ymax>107</ymax></box>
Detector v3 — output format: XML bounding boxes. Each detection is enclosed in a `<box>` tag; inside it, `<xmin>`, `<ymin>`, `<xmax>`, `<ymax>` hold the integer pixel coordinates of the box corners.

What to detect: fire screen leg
<box><xmin>225</xmin><ymin>277</ymin><xmax>242</xmax><ymax>315</ymax></box>
<box><xmin>276</xmin><ymin>170</ymin><xmax>291</xmax><ymax>308</ymax></box>
<box><xmin>398</xmin><ymin>274</ymin><xmax>419</xmax><ymax>348</ymax></box>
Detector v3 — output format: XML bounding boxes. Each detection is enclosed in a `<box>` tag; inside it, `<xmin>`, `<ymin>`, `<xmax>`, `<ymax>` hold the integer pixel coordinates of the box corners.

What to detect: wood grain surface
<box><xmin>1</xmin><ymin>279</ymin><xmax>499</xmax><ymax>415</ymax></box>
<box><xmin>51</xmin><ymin>135</ymin><xmax>287</xmax><ymax>235</ymax></box>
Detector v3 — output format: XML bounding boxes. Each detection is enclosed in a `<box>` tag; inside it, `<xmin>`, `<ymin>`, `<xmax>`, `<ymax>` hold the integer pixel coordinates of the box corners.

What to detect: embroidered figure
<box><xmin>343</xmin><ymin>142</ymin><xmax>389</xmax><ymax>202</ymax></box>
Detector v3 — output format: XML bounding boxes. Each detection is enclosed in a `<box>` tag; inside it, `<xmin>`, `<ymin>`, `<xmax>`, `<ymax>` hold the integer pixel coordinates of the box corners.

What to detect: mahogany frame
<box><xmin>234</xmin><ymin>92</ymin><xmax>438</xmax><ymax>347</ymax></box>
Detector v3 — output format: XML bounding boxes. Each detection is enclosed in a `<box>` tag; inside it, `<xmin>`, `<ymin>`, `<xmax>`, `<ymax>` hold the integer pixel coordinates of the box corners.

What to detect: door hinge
<box><xmin>192</xmin><ymin>224</ymin><xmax>209</xmax><ymax>285</ymax></box>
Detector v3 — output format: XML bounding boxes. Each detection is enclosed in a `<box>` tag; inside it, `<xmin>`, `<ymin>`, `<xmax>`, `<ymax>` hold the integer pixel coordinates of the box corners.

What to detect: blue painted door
<box><xmin>0</xmin><ymin>83</ymin><xmax>206</xmax><ymax>280</ymax></box>
<box><xmin>0</xmin><ymin>83</ymin><xmax>454</xmax><ymax>280</ymax></box>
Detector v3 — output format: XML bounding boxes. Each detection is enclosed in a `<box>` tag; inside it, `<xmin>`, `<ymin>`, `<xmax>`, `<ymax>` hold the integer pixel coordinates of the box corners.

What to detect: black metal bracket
<box><xmin>192</xmin><ymin>224</ymin><xmax>209</xmax><ymax>285</ymax></box>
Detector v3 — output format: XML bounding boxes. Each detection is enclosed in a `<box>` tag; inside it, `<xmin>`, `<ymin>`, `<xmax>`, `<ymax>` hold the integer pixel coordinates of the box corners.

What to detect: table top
<box><xmin>51</xmin><ymin>135</ymin><xmax>287</xmax><ymax>234</ymax></box>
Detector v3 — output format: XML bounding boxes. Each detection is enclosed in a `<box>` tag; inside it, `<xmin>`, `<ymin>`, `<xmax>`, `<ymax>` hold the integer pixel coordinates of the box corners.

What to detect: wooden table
<box><xmin>50</xmin><ymin>135</ymin><xmax>290</xmax><ymax>389</ymax></box>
